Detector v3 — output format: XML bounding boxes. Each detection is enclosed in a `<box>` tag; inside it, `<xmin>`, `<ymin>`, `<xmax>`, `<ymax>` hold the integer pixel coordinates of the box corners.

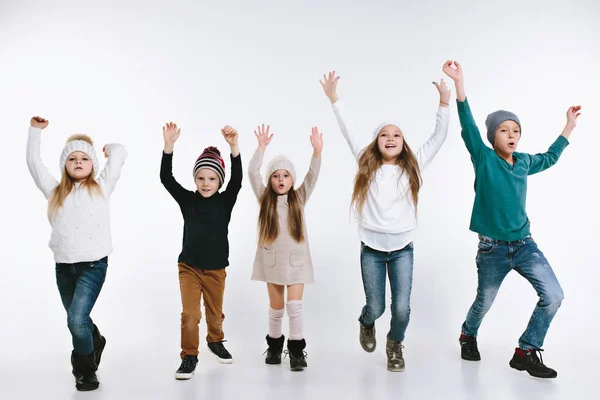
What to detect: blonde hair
<box><xmin>48</xmin><ymin>134</ymin><xmax>102</xmax><ymax>220</ymax></box>
<box><xmin>258</xmin><ymin>181</ymin><xmax>305</xmax><ymax>245</ymax></box>
<box><xmin>351</xmin><ymin>136</ymin><xmax>422</xmax><ymax>216</ymax></box>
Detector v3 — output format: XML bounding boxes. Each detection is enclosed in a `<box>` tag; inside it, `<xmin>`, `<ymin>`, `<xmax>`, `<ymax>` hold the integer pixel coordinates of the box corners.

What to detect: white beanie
<box><xmin>59</xmin><ymin>140</ymin><xmax>99</xmax><ymax>176</ymax></box>
<box><xmin>265</xmin><ymin>155</ymin><xmax>296</xmax><ymax>185</ymax></box>
<box><xmin>372</xmin><ymin>121</ymin><xmax>404</xmax><ymax>140</ymax></box>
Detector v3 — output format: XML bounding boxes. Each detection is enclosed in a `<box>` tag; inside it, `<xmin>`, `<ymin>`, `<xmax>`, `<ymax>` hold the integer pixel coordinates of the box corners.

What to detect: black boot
<box><xmin>509</xmin><ymin>348</ymin><xmax>558</xmax><ymax>379</ymax></box>
<box><xmin>71</xmin><ymin>351</ymin><xmax>99</xmax><ymax>391</ymax></box>
<box><xmin>286</xmin><ymin>339</ymin><xmax>307</xmax><ymax>371</ymax></box>
<box><xmin>264</xmin><ymin>335</ymin><xmax>285</xmax><ymax>365</ymax></box>
<box><xmin>92</xmin><ymin>324</ymin><xmax>106</xmax><ymax>367</ymax></box>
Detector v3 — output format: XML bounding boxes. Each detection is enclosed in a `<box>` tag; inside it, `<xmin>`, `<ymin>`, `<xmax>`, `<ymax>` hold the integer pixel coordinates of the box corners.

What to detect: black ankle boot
<box><xmin>286</xmin><ymin>339</ymin><xmax>307</xmax><ymax>371</ymax></box>
<box><xmin>264</xmin><ymin>335</ymin><xmax>285</xmax><ymax>365</ymax></box>
<box><xmin>71</xmin><ymin>351</ymin><xmax>99</xmax><ymax>391</ymax></box>
<box><xmin>509</xmin><ymin>348</ymin><xmax>558</xmax><ymax>379</ymax></box>
<box><xmin>92</xmin><ymin>324</ymin><xmax>106</xmax><ymax>367</ymax></box>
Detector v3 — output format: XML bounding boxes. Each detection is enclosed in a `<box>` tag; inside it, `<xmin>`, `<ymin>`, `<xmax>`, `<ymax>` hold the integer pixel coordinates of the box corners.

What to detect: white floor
<box><xmin>1</xmin><ymin>331</ymin><xmax>593</xmax><ymax>400</ymax></box>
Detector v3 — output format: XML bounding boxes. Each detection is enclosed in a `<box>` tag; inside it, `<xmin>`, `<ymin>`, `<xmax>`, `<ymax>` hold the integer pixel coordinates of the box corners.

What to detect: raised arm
<box><xmin>443</xmin><ymin>61</ymin><xmax>489</xmax><ymax>164</ymax></box>
<box><xmin>297</xmin><ymin>126</ymin><xmax>323</xmax><ymax>203</ymax></box>
<box><xmin>416</xmin><ymin>79</ymin><xmax>451</xmax><ymax>171</ymax></box>
<box><xmin>160</xmin><ymin>122</ymin><xmax>192</xmax><ymax>203</ymax></box>
<box><xmin>26</xmin><ymin>116</ymin><xmax>58</xmax><ymax>199</ymax></box>
<box><xmin>98</xmin><ymin>143</ymin><xmax>127</xmax><ymax>197</ymax></box>
<box><xmin>220</xmin><ymin>125</ymin><xmax>243</xmax><ymax>208</ymax></box>
<box><xmin>321</xmin><ymin>71</ymin><xmax>368</xmax><ymax>158</ymax></box>
<box><xmin>248</xmin><ymin>124</ymin><xmax>273</xmax><ymax>200</ymax></box>
<box><xmin>527</xmin><ymin>105</ymin><xmax>581</xmax><ymax>175</ymax></box>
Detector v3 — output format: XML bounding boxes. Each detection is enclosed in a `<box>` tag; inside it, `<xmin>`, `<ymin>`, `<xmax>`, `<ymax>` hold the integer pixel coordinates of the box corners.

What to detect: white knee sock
<box><xmin>286</xmin><ymin>300</ymin><xmax>303</xmax><ymax>341</ymax></box>
<box><xmin>268</xmin><ymin>307</ymin><xmax>284</xmax><ymax>339</ymax></box>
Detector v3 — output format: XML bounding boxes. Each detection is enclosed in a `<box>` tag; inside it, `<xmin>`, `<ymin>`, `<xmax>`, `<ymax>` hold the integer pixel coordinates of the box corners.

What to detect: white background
<box><xmin>1</xmin><ymin>0</ymin><xmax>598</xmax><ymax>399</ymax></box>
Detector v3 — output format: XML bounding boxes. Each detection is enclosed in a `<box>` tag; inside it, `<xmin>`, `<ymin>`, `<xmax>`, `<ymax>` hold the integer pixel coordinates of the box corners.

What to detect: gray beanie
<box><xmin>485</xmin><ymin>110</ymin><xmax>521</xmax><ymax>146</ymax></box>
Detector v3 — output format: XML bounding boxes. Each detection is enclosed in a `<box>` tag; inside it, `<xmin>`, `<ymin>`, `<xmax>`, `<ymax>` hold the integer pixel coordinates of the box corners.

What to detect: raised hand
<box><xmin>254</xmin><ymin>124</ymin><xmax>274</xmax><ymax>151</ymax></box>
<box><xmin>30</xmin><ymin>116</ymin><xmax>49</xmax><ymax>129</ymax></box>
<box><xmin>433</xmin><ymin>78</ymin><xmax>451</xmax><ymax>106</ymax></box>
<box><xmin>162</xmin><ymin>122</ymin><xmax>181</xmax><ymax>154</ymax></box>
<box><xmin>221</xmin><ymin>125</ymin><xmax>239</xmax><ymax>146</ymax></box>
<box><xmin>442</xmin><ymin>60</ymin><xmax>466</xmax><ymax>102</ymax></box>
<box><xmin>319</xmin><ymin>71</ymin><xmax>340</xmax><ymax>104</ymax></box>
<box><xmin>310</xmin><ymin>126</ymin><xmax>323</xmax><ymax>157</ymax></box>
<box><xmin>566</xmin><ymin>105</ymin><xmax>582</xmax><ymax>130</ymax></box>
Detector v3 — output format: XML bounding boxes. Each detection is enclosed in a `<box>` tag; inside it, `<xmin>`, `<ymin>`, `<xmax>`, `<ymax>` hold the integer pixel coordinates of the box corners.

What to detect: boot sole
<box><xmin>360</xmin><ymin>342</ymin><xmax>376</xmax><ymax>353</ymax></box>
<box><xmin>461</xmin><ymin>353</ymin><xmax>481</xmax><ymax>361</ymax></box>
<box><xmin>387</xmin><ymin>365</ymin><xmax>405</xmax><ymax>372</ymax></box>
<box><xmin>265</xmin><ymin>359</ymin><xmax>282</xmax><ymax>365</ymax></box>
<box><xmin>509</xmin><ymin>360</ymin><xmax>557</xmax><ymax>379</ymax></box>
<box><xmin>290</xmin><ymin>365</ymin><xmax>306</xmax><ymax>371</ymax></box>
<box><xmin>76</xmin><ymin>384</ymin><xmax>99</xmax><ymax>391</ymax></box>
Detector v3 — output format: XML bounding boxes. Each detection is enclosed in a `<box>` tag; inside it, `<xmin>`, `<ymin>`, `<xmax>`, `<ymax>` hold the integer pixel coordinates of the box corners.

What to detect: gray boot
<box><xmin>386</xmin><ymin>336</ymin><xmax>405</xmax><ymax>372</ymax></box>
<box><xmin>359</xmin><ymin>323</ymin><xmax>376</xmax><ymax>353</ymax></box>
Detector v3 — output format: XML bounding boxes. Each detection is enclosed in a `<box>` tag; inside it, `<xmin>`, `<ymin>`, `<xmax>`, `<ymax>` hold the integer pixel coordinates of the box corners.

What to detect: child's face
<box><xmin>270</xmin><ymin>169</ymin><xmax>293</xmax><ymax>195</ymax></box>
<box><xmin>65</xmin><ymin>151</ymin><xmax>93</xmax><ymax>181</ymax></box>
<box><xmin>494</xmin><ymin>120</ymin><xmax>521</xmax><ymax>155</ymax></box>
<box><xmin>377</xmin><ymin>125</ymin><xmax>404</xmax><ymax>162</ymax></box>
<box><xmin>195</xmin><ymin>168</ymin><xmax>220</xmax><ymax>198</ymax></box>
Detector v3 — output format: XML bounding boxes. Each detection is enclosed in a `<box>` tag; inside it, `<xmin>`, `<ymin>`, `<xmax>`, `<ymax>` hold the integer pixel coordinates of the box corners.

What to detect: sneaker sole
<box><xmin>174</xmin><ymin>371</ymin><xmax>194</xmax><ymax>380</ymax></box>
<box><xmin>387</xmin><ymin>365</ymin><xmax>405</xmax><ymax>372</ymax></box>
<box><xmin>206</xmin><ymin>344</ymin><xmax>233</xmax><ymax>364</ymax></box>
<box><xmin>509</xmin><ymin>360</ymin><xmax>558</xmax><ymax>379</ymax></box>
<box><xmin>360</xmin><ymin>342</ymin><xmax>376</xmax><ymax>353</ymax></box>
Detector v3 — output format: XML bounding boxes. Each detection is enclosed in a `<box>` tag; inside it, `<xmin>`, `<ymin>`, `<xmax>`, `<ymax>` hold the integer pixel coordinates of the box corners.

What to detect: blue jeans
<box><xmin>462</xmin><ymin>235</ymin><xmax>564</xmax><ymax>350</ymax></box>
<box><xmin>55</xmin><ymin>257</ymin><xmax>108</xmax><ymax>355</ymax></box>
<box><xmin>358</xmin><ymin>242</ymin><xmax>414</xmax><ymax>342</ymax></box>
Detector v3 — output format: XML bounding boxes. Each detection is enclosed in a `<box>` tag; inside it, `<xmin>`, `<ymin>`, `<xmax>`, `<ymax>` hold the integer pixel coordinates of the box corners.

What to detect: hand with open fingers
<box><xmin>30</xmin><ymin>116</ymin><xmax>49</xmax><ymax>129</ymax></box>
<box><xmin>442</xmin><ymin>60</ymin><xmax>463</xmax><ymax>82</ymax></box>
<box><xmin>163</xmin><ymin>122</ymin><xmax>181</xmax><ymax>145</ymax></box>
<box><xmin>221</xmin><ymin>125</ymin><xmax>239</xmax><ymax>146</ymax></box>
<box><xmin>254</xmin><ymin>124</ymin><xmax>273</xmax><ymax>151</ymax></box>
<box><xmin>310</xmin><ymin>126</ymin><xmax>323</xmax><ymax>155</ymax></box>
<box><xmin>319</xmin><ymin>71</ymin><xmax>340</xmax><ymax>103</ymax></box>
<box><xmin>433</xmin><ymin>78</ymin><xmax>452</xmax><ymax>105</ymax></box>
<box><xmin>566</xmin><ymin>105</ymin><xmax>582</xmax><ymax>129</ymax></box>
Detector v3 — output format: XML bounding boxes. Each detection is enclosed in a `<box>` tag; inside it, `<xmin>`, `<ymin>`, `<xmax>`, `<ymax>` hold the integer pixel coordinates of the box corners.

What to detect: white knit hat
<box><xmin>265</xmin><ymin>155</ymin><xmax>296</xmax><ymax>186</ymax></box>
<box><xmin>59</xmin><ymin>140</ymin><xmax>99</xmax><ymax>176</ymax></box>
<box><xmin>372</xmin><ymin>121</ymin><xmax>404</xmax><ymax>140</ymax></box>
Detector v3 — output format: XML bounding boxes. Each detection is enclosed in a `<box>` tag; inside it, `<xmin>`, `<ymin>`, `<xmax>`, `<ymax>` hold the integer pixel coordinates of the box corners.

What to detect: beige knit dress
<box><xmin>249</xmin><ymin>149</ymin><xmax>321</xmax><ymax>285</ymax></box>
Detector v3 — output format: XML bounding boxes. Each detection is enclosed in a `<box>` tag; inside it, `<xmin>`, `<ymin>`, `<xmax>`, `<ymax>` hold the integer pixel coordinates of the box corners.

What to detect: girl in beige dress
<box><xmin>248</xmin><ymin>124</ymin><xmax>323</xmax><ymax>371</ymax></box>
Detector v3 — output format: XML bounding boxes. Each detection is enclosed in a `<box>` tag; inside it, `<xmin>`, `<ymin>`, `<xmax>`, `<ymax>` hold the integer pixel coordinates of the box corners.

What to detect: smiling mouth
<box><xmin>385</xmin><ymin>144</ymin><xmax>396</xmax><ymax>148</ymax></box>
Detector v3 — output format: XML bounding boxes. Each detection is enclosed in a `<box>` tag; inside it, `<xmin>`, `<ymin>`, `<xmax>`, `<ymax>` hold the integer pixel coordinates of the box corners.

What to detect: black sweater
<box><xmin>160</xmin><ymin>151</ymin><xmax>242</xmax><ymax>270</ymax></box>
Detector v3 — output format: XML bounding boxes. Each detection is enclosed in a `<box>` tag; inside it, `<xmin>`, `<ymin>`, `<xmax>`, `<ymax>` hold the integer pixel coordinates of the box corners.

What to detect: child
<box><xmin>320</xmin><ymin>70</ymin><xmax>450</xmax><ymax>372</ymax></box>
<box><xmin>159</xmin><ymin>122</ymin><xmax>242</xmax><ymax>380</ymax></box>
<box><xmin>26</xmin><ymin>116</ymin><xmax>127</xmax><ymax>391</ymax></box>
<box><xmin>443</xmin><ymin>60</ymin><xmax>581</xmax><ymax>379</ymax></box>
<box><xmin>248</xmin><ymin>124</ymin><xmax>322</xmax><ymax>371</ymax></box>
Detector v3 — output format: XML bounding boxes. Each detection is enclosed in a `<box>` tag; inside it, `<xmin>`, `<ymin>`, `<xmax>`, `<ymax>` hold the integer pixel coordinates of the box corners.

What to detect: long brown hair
<box><xmin>351</xmin><ymin>136</ymin><xmax>422</xmax><ymax>216</ymax></box>
<box><xmin>258</xmin><ymin>183</ymin><xmax>305</xmax><ymax>245</ymax></box>
<box><xmin>48</xmin><ymin>134</ymin><xmax>102</xmax><ymax>220</ymax></box>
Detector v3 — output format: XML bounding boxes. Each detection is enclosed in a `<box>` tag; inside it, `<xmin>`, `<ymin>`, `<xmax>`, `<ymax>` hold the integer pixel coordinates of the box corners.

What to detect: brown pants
<box><xmin>178</xmin><ymin>263</ymin><xmax>227</xmax><ymax>358</ymax></box>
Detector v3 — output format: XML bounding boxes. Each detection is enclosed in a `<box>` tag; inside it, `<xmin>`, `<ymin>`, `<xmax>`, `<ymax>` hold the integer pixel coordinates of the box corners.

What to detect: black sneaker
<box><xmin>459</xmin><ymin>334</ymin><xmax>481</xmax><ymax>361</ymax></box>
<box><xmin>174</xmin><ymin>355</ymin><xmax>198</xmax><ymax>380</ymax></box>
<box><xmin>509</xmin><ymin>348</ymin><xmax>557</xmax><ymax>379</ymax></box>
<box><xmin>207</xmin><ymin>341</ymin><xmax>233</xmax><ymax>364</ymax></box>
<box><xmin>359</xmin><ymin>323</ymin><xmax>376</xmax><ymax>353</ymax></box>
<box><xmin>286</xmin><ymin>339</ymin><xmax>308</xmax><ymax>371</ymax></box>
<box><xmin>264</xmin><ymin>334</ymin><xmax>285</xmax><ymax>365</ymax></box>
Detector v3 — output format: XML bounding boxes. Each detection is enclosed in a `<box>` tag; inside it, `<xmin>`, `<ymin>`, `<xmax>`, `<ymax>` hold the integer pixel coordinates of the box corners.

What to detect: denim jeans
<box><xmin>358</xmin><ymin>242</ymin><xmax>414</xmax><ymax>342</ymax></box>
<box><xmin>462</xmin><ymin>235</ymin><xmax>563</xmax><ymax>350</ymax></box>
<box><xmin>55</xmin><ymin>256</ymin><xmax>108</xmax><ymax>355</ymax></box>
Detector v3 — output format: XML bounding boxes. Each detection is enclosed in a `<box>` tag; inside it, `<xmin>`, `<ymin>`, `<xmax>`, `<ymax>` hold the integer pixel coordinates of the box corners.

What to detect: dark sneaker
<box><xmin>71</xmin><ymin>352</ymin><xmax>99</xmax><ymax>391</ymax></box>
<box><xmin>359</xmin><ymin>323</ymin><xmax>376</xmax><ymax>352</ymax></box>
<box><xmin>264</xmin><ymin>335</ymin><xmax>285</xmax><ymax>365</ymax></box>
<box><xmin>207</xmin><ymin>341</ymin><xmax>233</xmax><ymax>364</ymax></box>
<box><xmin>92</xmin><ymin>324</ymin><xmax>106</xmax><ymax>367</ymax></box>
<box><xmin>509</xmin><ymin>348</ymin><xmax>557</xmax><ymax>379</ymax></box>
<box><xmin>386</xmin><ymin>336</ymin><xmax>405</xmax><ymax>372</ymax></box>
<box><xmin>459</xmin><ymin>334</ymin><xmax>481</xmax><ymax>361</ymax></box>
<box><xmin>286</xmin><ymin>339</ymin><xmax>308</xmax><ymax>371</ymax></box>
<box><xmin>174</xmin><ymin>355</ymin><xmax>198</xmax><ymax>380</ymax></box>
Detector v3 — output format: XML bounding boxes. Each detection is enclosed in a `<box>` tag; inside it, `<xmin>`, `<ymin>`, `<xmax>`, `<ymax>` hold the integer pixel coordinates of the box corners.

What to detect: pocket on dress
<box><xmin>262</xmin><ymin>248</ymin><xmax>276</xmax><ymax>267</ymax></box>
<box><xmin>289</xmin><ymin>249</ymin><xmax>304</xmax><ymax>267</ymax></box>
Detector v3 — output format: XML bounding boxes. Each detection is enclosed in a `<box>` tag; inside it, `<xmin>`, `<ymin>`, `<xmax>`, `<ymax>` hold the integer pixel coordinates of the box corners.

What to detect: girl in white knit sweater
<box><xmin>26</xmin><ymin>116</ymin><xmax>127</xmax><ymax>391</ymax></box>
<box><xmin>320</xmin><ymin>70</ymin><xmax>450</xmax><ymax>372</ymax></box>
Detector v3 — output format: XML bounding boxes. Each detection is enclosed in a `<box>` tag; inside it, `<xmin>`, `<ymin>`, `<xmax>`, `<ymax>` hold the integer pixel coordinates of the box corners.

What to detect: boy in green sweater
<box><xmin>443</xmin><ymin>60</ymin><xmax>581</xmax><ymax>379</ymax></box>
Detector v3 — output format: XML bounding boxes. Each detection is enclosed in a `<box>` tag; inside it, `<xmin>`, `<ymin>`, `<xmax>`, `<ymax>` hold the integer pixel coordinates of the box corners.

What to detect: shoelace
<box><xmin>181</xmin><ymin>357</ymin><xmax>196</xmax><ymax>369</ymax></box>
<box><xmin>363</xmin><ymin>326</ymin><xmax>375</xmax><ymax>337</ymax></box>
<box><xmin>209</xmin><ymin>340</ymin><xmax>230</xmax><ymax>357</ymax></box>
<box><xmin>283</xmin><ymin>350</ymin><xmax>308</xmax><ymax>359</ymax></box>
<box><xmin>389</xmin><ymin>342</ymin><xmax>404</xmax><ymax>358</ymax></box>
<box><xmin>527</xmin><ymin>349</ymin><xmax>545</xmax><ymax>365</ymax></box>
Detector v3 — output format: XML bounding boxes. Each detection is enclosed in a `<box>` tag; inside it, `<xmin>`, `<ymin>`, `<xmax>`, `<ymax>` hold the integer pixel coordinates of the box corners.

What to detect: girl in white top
<box><xmin>320</xmin><ymin>70</ymin><xmax>450</xmax><ymax>372</ymax></box>
<box><xmin>26</xmin><ymin>116</ymin><xmax>127</xmax><ymax>391</ymax></box>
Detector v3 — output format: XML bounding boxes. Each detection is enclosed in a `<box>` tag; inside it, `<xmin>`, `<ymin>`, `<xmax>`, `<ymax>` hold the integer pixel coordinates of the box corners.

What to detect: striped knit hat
<box><xmin>193</xmin><ymin>146</ymin><xmax>225</xmax><ymax>187</ymax></box>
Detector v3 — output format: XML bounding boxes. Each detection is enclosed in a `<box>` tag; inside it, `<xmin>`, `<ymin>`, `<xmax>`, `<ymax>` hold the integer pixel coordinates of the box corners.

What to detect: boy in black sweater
<box><xmin>160</xmin><ymin>122</ymin><xmax>242</xmax><ymax>380</ymax></box>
